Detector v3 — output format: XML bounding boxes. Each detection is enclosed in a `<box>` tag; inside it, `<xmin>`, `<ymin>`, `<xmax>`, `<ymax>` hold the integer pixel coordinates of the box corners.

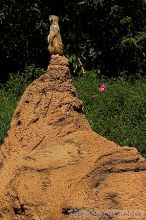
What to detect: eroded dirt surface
<box><xmin>0</xmin><ymin>55</ymin><xmax>146</xmax><ymax>220</ymax></box>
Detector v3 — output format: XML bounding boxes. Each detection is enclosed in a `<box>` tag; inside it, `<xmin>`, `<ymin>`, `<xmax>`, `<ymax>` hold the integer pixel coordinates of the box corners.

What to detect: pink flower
<box><xmin>98</xmin><ymin>84</ymin><xmax>107</xmax><ymax>92</ymax></box>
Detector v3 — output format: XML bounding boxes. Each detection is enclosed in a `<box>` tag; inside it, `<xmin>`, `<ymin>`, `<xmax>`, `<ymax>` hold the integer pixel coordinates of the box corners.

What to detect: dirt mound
<box><xmin>0</xmin><ymin>55</ymin><xmax>146</xmax><ymax>220</ymax></box>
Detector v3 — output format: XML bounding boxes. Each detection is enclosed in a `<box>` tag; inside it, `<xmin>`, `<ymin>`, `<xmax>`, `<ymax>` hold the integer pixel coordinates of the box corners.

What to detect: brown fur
<box><xmin>48</xmin><ymin>15</ymin><xmax>63</xmax><ymax>55</ymax></box>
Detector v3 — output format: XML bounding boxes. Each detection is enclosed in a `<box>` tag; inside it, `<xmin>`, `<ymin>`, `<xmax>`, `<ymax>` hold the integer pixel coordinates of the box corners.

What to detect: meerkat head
<box><xmin>49</xmin><ymin>15</ymin><xmax>59</xmax><ymax>24</ymax></box>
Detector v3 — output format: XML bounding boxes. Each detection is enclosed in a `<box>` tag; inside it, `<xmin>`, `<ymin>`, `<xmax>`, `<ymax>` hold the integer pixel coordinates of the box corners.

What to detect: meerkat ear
<box><xmin>56</xmin><ymin>17</ymin><xmax>59</xmax><ymax>23</ymax></box>
<box><xmin>49</xmin><ymin>15</ymin><xmax>53</xmax><ymax>22</ymax></box>
<box><xmin>56</xmin><ymin>16</ymin><xmax>59</xmax><ymax>21</ymax></box>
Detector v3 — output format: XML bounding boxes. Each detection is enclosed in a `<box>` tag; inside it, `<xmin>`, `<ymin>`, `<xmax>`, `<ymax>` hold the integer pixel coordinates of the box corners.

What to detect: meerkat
<box><xmin>47</xmin><ymin>15</ymin><xmax>63</xmax><ymax>56</ymax></box>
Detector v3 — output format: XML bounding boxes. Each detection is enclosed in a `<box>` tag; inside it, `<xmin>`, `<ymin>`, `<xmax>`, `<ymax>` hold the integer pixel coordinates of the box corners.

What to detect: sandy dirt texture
<box><xmin>0</xmin><ymin>55</ymin><xmax>146</xmax><ymax>220</ymax></box>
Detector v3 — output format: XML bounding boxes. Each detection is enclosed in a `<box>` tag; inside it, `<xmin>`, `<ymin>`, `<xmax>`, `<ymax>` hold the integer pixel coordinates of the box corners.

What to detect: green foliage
<box><xmin>1</xmin><ymin>0</ymin><xmax>146</xmax><ymax>79</ymax></box>
<box><xmin>73</xmin><ymin>72</ymin><xmax>146</xmax><ymax>158</ymax></box>
<box><xmin>3</xmin><ymin>65</ymin><xmax>45</xmax><ymax>97</ymax></box>
<box><xmin>63</xmin><ymin>0</ymin><xmax>146</xmax><ymax>77</ymax></box>
<box><xmin>97</xmin><ymin>2</ymin><xmax>146</xmax><ymax>77</ymax></box>
<box><xmin>68</xmin><ymin>54</ymin><xmax>85</xmax><ymax>76</ymax></box>
<box><xmin>0</xmin><ymin>0</ymin><xmax>50</xmax><ymax>76</ymax></box>
<box><xmin>0</xmin><ymin>89</ymin><xmax>17</xmax><ymax>144</ymax></box>
<box><xmin>120</xmin><ymin>16</ymin><xmax>132</xmax><ymax>26</ymax></box>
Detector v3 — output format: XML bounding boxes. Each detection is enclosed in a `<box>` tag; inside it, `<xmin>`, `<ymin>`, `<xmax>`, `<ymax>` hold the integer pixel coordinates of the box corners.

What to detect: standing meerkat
<box><xmin>47</xmin><ymin>15</ymin><xmax>63</xmax><ymax>56</ymax></box>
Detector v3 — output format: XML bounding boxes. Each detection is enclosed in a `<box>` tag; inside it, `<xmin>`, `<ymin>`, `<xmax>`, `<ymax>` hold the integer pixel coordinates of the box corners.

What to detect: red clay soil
<box><xmin>0</xmin><ymin>55</ymin><xmax>146</xmax><ymax>220</ymax></box>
